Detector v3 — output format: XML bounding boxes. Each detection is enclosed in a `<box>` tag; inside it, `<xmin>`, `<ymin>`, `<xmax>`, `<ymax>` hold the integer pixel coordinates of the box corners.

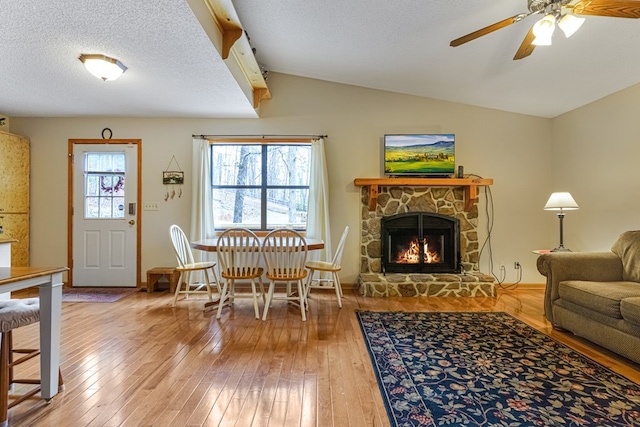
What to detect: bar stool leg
<box><xmin>1</xmin><ymin>331</ymin><xmax>11</xmax><ymax>427</ymax></box>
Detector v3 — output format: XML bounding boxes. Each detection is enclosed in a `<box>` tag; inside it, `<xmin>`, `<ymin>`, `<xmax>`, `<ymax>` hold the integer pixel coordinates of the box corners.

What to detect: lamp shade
<box><xmin>544</xmin><ymin>192</ymin><xmax>579</xmax><ymax>211</ymax></box>
<box><xmin>79</xmin><ymin>54</ymin><xmax>127</xmax><ymax>81</ymax></box>
<box><xmin>558</xmin><ymin>14</ymin><xmax>585</xmax><ymax>38</ymax></box>
<box><xmin>532</xmin><ymin>14</ymin><xmax>556</xmax><ymax>46</ymax></box>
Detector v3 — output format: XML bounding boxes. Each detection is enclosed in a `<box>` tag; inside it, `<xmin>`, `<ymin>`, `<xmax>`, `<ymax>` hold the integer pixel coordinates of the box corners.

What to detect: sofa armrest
<box><xmin>536</xmin><ymin>252</ymin><xmax>623</xmax><ymax>323</ymax></box>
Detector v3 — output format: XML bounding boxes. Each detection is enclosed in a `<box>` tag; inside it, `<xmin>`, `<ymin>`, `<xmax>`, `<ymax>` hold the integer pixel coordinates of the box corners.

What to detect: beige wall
<box><xmin>551</xmin><ymin>82</ymin><xmax>640</xmax><ymax>251</ymax></box>
<box><xmin>11</xmin><ymin>73</ymin><xmax>553</xmax><ymax>285</ymax></box>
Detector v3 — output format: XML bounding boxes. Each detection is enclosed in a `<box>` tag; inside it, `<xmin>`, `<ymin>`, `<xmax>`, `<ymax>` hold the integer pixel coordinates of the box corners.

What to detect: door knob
<box><xmin>129</xmin><ymin>220</ymin><xmax>135</xmax><ymax>225</ymax></box>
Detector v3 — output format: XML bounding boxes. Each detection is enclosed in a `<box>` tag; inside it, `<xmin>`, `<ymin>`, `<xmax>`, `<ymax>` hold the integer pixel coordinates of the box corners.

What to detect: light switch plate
<box><xmin>143</xmin><ymin>202</ymin><xmax>159</xmax><ymax>211</ymax></box>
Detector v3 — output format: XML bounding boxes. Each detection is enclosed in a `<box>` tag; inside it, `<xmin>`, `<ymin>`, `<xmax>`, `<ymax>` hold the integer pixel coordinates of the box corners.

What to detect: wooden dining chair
<box><xmin>305</xmin><ymin>226</ymin><xmax>349</xmax><ymax>308</ymax></box>
<box><xmin>215</xmin><ymin>228</ymin><xmax>266</xmax><ymax>320</ymax></box>
<box><xmin>169</xmin><ymin>224</ymin><xmax>221</xmax><ymax>309</ymax></box>
<box><xmin>261</xmin><ymin>229</ymin><xmax>309</xmax><ymax>321</ymax></box>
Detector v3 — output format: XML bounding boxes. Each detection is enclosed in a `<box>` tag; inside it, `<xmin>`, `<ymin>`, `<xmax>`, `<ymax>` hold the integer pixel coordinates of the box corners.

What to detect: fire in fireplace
<box><xmin>381</xmin><ymin>212</ymin><xmax>460</xmax><ymax>274</ymax></box>
<box><xmin>394</xmin><ymin>236</ymin><xmax>442</xmax><ymax>264</ymax></box>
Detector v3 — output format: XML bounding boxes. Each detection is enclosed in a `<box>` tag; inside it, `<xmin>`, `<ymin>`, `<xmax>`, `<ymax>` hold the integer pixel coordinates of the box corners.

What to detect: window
<box><xmin>211</xmin><ymin>142</ymin><xmax>311</xmax><ymax>230</ymax></box>
<box><xmin>83</xmin><ymin>152</ymin><xmax>126</xmax><ymax>219</ymax></box>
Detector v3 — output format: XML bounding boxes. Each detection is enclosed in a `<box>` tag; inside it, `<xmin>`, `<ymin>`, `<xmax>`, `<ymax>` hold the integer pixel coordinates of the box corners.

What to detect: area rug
<box><xmin>62</xmin><ymin>287</ymin><xmax>140</xmax><ymax>303</ymax></box>
<box><xmin>356</xmin><ymin>311</ymin><xmax>640</xmax><ymax>427</ymax></box>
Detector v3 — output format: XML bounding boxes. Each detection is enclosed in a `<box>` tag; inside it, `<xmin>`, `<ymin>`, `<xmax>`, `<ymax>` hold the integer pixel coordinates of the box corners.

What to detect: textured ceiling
<box><xmin>0</xmin><ymin>0</ymin><xmax>257</xmax><ymax>118</ymax></box>
<box><xmin>2</xmin><ymin>0</ymin><xmax>640</xmax><ymax>119</ymax></box>
<box><xmin>234</xmin><ymin>0</ymin><xmax>640</xmax><ymax>118</ymax></box>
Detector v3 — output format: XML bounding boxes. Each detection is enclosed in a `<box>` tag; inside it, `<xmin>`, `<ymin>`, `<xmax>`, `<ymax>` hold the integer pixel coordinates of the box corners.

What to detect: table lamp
<box><xmin>544</xmin><ymin>192</ymin><xmax>579</xmax><ymax>252</ymax></box>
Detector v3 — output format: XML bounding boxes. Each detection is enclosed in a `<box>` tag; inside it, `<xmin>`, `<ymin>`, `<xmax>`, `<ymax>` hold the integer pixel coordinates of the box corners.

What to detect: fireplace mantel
<box><xmin>354</xmin><ymin>177</ymin><xmax>493</xmax><ymax>211</ymax></box>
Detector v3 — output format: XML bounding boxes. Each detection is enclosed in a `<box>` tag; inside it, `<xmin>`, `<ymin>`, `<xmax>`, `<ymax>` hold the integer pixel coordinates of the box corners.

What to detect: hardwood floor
<box><xmin>7</xmin><ymin>286</ymin><xmax>640</xmax><ymax>426</ymax></box>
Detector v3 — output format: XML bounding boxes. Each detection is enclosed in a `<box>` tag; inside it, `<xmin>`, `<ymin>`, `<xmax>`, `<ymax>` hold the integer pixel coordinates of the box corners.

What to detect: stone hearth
<box><xmin>359</xmin><ymin>272</ymin><xmax>496</xmax><ymax>297</ymax></box>
<box><xmin>357</xmin><ymin>184</ymin><xmax>496</xmax><ymax>297</ymax></box>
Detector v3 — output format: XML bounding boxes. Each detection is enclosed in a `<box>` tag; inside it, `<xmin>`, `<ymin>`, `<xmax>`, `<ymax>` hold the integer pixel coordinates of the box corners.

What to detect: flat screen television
<box><xmin>383</xmin><ymin>134</ymin><xmax>455</xmax><ymax>177</ymax></box>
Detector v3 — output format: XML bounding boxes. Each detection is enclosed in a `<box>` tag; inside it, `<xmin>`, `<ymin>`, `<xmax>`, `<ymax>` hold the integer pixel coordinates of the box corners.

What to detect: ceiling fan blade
<box><xmin>450</xmin><ymin>15</ymin><xmax>523</xmax><ymax>47</ymax></box>
<box><xmin>569</xmin><ymin>0</ymin><xmax>640</xmax><ymax>18</ymax></box>
<box><xmin>513</xmin><ymin>25</ymin><xmax>536</xmax><ymax>60</ymax></box>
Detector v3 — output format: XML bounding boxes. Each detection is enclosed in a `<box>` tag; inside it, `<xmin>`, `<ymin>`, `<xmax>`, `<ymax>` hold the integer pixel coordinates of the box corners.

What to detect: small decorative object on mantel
<box><xmin>163</xmin><ymin>155</ymin><xmax>184</xmax><ymax>201</ymax></box>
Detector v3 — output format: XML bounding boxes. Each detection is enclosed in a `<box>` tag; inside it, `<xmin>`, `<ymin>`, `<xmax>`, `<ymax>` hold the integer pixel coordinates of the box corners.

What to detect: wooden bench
<box><xmin>146</xmin><ymin>267</ymin><xmax>179</xmax><ymax>293</ymax></box>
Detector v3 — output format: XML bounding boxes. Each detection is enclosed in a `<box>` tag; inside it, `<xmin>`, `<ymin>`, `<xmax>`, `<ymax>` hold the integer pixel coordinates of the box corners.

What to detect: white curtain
<box><xmin>306</xmin><ymin>137</ymin><xmax>331</xmax><ymax>262</ymax></box>
<box><xmin>191</xmin><ymin>137</ymin><xmax>215</xmax><ymax>265</ymax></box>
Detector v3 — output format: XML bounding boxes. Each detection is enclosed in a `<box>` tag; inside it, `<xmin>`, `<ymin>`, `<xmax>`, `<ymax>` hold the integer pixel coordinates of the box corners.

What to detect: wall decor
<box><xmin>162</xmin><ymin>171</ymin><xmax>184</xmax><ymax>185</ymax></box>
<box><xmin>163</xmin><ymin>155</ymin><xmax>183</xmax><ymax>200</ymax></box>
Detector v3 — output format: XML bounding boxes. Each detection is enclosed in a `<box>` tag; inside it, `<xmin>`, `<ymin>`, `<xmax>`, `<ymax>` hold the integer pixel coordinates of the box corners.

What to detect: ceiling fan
<box><xmin>450</xmin><ymin>0</ymin><xmax>640</xmax><ymax>60</ymax></box>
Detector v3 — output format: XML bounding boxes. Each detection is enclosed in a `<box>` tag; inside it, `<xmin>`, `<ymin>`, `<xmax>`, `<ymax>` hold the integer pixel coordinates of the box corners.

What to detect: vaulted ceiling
<box><xmin>2</xmin><ymin>0</ymin><xmax>640</xmax><ymax>119</ymax></box>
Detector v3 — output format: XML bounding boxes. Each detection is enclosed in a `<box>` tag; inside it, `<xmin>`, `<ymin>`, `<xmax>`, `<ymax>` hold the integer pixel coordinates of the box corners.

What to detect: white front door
<box><xmin>71</xmin><ymin>142</ymin><xmax>139</xmax><ymax>287</ymax></box>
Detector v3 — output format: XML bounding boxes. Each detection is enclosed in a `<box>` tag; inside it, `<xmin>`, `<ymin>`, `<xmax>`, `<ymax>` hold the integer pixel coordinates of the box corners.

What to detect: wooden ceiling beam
<box><xmin>187</xmin><ymin>0</ymin><xmax>271</xmax><ymax>109</ymax></box>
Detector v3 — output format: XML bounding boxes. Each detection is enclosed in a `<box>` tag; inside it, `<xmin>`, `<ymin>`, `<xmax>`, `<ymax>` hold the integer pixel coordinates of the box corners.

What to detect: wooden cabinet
<box><xmin>0</xmin><ymin>131</ymin><xmax>29</xmax><ymax>213</ymax></box>
<box><xmin>0</xmin><ymin>131</ymin><xmax>30</xmax><ymax>266</ymax></box>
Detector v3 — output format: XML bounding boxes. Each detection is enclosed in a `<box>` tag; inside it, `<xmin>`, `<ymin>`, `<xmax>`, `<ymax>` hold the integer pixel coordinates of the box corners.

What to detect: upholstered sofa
<box><xmin>536</xmin><ymin>230</ymin><xmax>640</xmax><ymax>364</ymax></box>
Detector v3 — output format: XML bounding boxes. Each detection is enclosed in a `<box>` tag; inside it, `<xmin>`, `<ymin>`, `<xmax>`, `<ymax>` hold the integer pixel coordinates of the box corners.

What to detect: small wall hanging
<box><xmin>163</xmin><ymin>155</ymin><xmax>183</xmax><ymax>201</ymax></box>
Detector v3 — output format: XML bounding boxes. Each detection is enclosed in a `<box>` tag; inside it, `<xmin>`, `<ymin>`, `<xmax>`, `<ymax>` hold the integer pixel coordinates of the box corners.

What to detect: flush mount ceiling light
<box><xmin>79</xmin><ymin>54</ymin><xmax>127</xmax><ymax>81</ymax></box>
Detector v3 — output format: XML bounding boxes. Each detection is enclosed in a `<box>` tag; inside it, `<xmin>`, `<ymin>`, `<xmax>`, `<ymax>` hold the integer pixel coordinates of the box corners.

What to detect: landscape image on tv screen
<box><xmin>384</xmin><ymin>134</ymin><xmax>455</xmax><ymax>176</ymax></box>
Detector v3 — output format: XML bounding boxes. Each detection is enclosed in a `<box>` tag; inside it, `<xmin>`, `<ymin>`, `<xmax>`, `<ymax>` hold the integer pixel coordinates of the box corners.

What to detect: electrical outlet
<box><xmin>499</xmin><ymin>263</ymin><xmax>506</xmax><ymax>280</ymax></box>
<box><xmin>514</xmin><ymin>261</ymin><xmax>521</xmax><ymax>269</ymax></box>
<box><xmin>143</xmin><ymin>202</ymin><xmax>159</xmax><ymax>211</ymax></box>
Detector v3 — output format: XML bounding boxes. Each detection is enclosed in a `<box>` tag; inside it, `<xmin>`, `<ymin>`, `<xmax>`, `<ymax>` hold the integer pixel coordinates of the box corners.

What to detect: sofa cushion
<box><xmin>611</xmin><ymin>230</ymin><xmax>640</xmax><ymax>282</ymax></box>
<box><xmin>558</xmin><ymin>280</ymin><xmax>640</xmax><ymax>319</ymax></box>
<box><xmin>621</xmin><ymin>297</ymin><xmax>640</xmax><ymax>327</ymax></box>
<box><xmin>552</xmin><ymin>300</ymin><xmax>640</xmax><ymax>364</ymax></box>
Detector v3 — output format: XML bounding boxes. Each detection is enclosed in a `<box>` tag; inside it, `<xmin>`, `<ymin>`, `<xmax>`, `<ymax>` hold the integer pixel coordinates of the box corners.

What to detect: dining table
<box><xmin>191</xmin><ymin>236</ymin><xmax>325</xmax><ymax>252</ymax></box>
<box><xmin>192</xmin><ymin>236</ymin><xmax>324</xmax><ymax>312</ymax></box>
<box><xmin>0</xmin><ymin>266</ymin><xmax>67</xmax><ymax>400</ymax></box>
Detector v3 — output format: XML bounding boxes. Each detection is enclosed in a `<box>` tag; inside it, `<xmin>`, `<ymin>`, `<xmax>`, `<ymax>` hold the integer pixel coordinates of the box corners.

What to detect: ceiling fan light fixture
<box><xmin>532</xmin><ymin>34</ymin><xmax>553</xmax><ymax>46</ymax></box>
<box><xmin>531</xmin><ymin>14</ymin><xmax>556</xmax><ymax>46</ymax></box>
<box><xmin>79</xmin><ymin>54</ymin><xmax>127</xmax><ymax>81</ymax></box>
<box><xmin>558</xmin><ymin>14</ymin><xmax>585</xmax><ymax>38</ymax></box>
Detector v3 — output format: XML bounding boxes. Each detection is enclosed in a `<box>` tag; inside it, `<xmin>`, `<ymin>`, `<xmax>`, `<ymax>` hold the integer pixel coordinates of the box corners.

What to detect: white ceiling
<box><xmin>2</xmin><ymin>0</ymin><xmax>640</xmax><ymax>119</ymax></box>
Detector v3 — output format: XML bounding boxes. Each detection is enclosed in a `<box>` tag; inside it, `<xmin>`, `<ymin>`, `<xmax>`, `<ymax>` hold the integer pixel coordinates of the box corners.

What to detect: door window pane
<box><xmin>84</xmin><ymin>152</ymin><xmax>126</xmax><ymax>219</ymax></box>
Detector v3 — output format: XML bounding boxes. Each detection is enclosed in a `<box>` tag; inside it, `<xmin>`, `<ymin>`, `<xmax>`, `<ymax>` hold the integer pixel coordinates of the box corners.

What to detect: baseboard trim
<box><xmin>146</xmin><ymin>282</ymin><xmax>541</xmax><ymax>292</ymax></box>
<box><xmin>500</xmin><ymin>283</ymin><xmax>545</xmax><ymax>289</ymax></box>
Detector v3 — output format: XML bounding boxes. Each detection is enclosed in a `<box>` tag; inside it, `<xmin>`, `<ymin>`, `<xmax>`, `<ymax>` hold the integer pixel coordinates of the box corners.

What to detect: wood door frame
<box><xmin>67</xmin><ymin>139</ymin><xmax>142</xmax><ymax>287</ymax></box>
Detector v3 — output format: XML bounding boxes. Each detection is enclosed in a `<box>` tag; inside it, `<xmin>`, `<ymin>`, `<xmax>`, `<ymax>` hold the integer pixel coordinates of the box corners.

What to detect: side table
<box><xmin>146</xmin><ymin>267</ymin><xmax>179</xmax><ymax>293</ymax></box>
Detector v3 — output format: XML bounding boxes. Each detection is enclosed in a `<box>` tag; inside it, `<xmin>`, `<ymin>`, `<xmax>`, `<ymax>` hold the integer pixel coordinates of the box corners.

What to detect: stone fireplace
<box><xmin>357</xmin><ymin>183</ymin><xmax>495</xmax><ymax>297</ymax></box>
<box><xmin>382</xmin><ymin>212</ymin><xmax>460</xmax><ymax>274</ymax></box>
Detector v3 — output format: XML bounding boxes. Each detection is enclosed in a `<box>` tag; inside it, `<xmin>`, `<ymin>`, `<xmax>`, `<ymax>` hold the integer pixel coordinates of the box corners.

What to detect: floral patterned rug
<box><xmin>356</xmin><ymin>311</ymin><xmax>640</xmax><ymax>427</ymax></box>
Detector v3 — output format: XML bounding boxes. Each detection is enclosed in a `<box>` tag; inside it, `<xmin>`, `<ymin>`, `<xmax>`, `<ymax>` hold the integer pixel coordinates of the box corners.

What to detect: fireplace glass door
<box><xmin>382</xmin><ymin>212</ymin><xmax>460</xmax><ymax>274</ymax></box>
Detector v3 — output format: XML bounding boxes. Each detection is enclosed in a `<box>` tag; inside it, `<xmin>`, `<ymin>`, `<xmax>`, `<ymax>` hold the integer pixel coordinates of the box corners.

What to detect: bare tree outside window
<box><xmin>211</xmin><ymin>142</ymin><xmax>310</xmax><ymax>230</ymax></box>
<box><xmin>232</xmin><ymin>145</ymin><xmax>252</xmax><ymax>223</ymax></box>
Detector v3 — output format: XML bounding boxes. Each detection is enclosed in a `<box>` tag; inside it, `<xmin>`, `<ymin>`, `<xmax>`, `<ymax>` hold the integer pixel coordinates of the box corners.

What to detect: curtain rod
<box><xmin>192</xmin><ymin>134</ymin><xmax>328</xmax><ymax>139</ymax></box>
